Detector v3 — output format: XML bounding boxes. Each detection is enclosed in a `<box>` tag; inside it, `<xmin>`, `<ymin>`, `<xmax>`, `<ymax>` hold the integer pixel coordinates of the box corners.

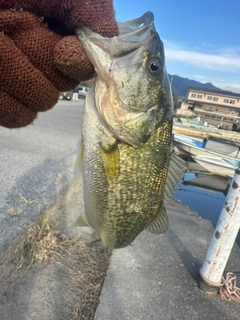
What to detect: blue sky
<box><xmin>114</xmin><ymin>0</ymin><xmax>240</xmax><ymax>93</ymax></box>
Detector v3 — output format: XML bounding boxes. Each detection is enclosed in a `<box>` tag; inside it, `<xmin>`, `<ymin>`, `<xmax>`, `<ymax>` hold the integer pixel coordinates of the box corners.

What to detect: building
<box><xmin>177</xmin><ymin>86</ymin><xmax>240</xmax><ymax>130</ymax></box>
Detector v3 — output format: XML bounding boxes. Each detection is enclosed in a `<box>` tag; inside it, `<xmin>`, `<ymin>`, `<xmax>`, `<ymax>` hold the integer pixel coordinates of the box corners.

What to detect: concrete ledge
<box><xmin>95</xmin><ymin>198</ymin><xmax>240</xmax><ymax>320</ymax></box>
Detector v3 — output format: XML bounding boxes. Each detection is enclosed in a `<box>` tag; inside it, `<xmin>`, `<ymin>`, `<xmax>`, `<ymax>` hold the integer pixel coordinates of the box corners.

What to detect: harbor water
<box><xmin>173</xmin><ymin>172</ymin><xmax>240</xmax><ymax>247</ymax></box>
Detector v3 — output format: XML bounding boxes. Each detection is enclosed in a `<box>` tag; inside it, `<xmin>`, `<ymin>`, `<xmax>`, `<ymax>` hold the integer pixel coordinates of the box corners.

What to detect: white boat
<box><xmin>186</xmin><ymin>160</ymin><xmax>210</xmax><ymax>173</ymax></box>
<box><xmin>191</xmin><ymin>156</ymin><xmax>237</xmax><ymax>177</ymax></box>
<box><xmin>183</xmin><ymin>173</ymin><xmax>230</xmax><ymax>195</ymax></box>
<box><xmin>173</xmin><ymin>133</ymin><xmax>240</xmax><ymax>163</ymax></box>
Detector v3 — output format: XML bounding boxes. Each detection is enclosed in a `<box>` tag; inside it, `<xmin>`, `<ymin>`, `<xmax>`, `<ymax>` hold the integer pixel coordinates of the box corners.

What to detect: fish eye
<box><xmin>148</xmin><ymin>58</ymin><xmax>162</xmax><ymax>76</ymax></box>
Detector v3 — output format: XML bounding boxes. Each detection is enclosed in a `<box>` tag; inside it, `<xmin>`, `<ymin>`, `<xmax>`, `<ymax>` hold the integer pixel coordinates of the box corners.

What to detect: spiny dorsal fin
<box><xmin>146</xmin><ymin>205</ymin><xmax>168</xmax><ymax>234</ymax></box>
<box><xmin>164</xmin><ymin>152</ymin><xmax>186</xmax><ymax>202</ymax></box>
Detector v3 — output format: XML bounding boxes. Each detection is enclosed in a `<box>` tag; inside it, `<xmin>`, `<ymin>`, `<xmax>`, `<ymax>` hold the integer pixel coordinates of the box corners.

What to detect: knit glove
<box><xmin>0</xmin><ymin>0</ymin><xmax>118</xmax><ymax>128</ymax></box>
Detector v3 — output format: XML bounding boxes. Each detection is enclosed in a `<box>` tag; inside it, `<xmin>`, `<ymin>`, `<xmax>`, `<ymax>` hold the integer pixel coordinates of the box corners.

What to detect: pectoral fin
<box><xmin>100</xmin><ymin>144</ymin><xmax>120</xmax><ymax>186</ymax></box>
<box><xmin>146</xmin><ymin>205</ymin><xmax>168</xmax><ymax>234</ymax></box>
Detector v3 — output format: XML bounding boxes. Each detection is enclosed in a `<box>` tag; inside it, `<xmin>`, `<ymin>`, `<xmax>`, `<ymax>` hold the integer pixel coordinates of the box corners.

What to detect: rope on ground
<box><xmin>219</xmin><ymin>272</ymin><xmax>240</xmax><ymax>302</ymax></box>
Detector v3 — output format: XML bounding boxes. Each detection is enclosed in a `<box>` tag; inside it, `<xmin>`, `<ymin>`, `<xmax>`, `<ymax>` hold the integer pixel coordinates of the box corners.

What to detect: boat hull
<box><xmin>192</xmin><ymin>156</ymin><xmax>236</xmax><ymax>177</ymax></box>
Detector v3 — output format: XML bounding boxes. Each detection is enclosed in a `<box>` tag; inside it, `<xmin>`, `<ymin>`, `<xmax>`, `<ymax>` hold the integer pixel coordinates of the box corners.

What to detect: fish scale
<box><xmin>102</xmin><ymin>123</ymin><xmax>172</xmax><ymax>248</ymax></box>
<box><xmin>73</xmin><ymin>12</ymin><xmax>185</xmax><ymax>248</ymax></box>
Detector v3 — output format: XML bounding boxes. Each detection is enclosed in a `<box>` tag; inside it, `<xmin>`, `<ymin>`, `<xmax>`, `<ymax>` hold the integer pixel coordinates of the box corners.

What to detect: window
<box><xmin>230</xmin><ymin>100</ymin><xmax>235</xmax><ymax>104</ymax></box>
<box><xmin>197</xmin><ymin>94</ymin><xmax>202</xmax><ymax>99</ymax></box>
<box><xmin>191</xmin><ymin>93</ymin><xmax>196</xmax><ymax>98</ymax></box>
<box><xmin>223</xmin><ymin>99</ymin><xmax>229</xmax><ymax>103</ymax></box>
<box><xmin>213</xmin><ymin>97</ymin><xmax>218</xmax><ymax>102</ymax></box>
<box><xmin>207</xmin><ymin>96</ymin><xmax>213</xmax><ymax>101</ymax></box>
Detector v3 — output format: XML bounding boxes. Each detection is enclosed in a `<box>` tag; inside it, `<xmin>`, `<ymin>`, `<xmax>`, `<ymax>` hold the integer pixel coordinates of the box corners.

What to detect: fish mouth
<box><xmin>113</xmin><ymin>12</ymin><xmax>156</xmax><ymax>57</ymax></box>
<box><xmin>75</xmin><ymin>12</ymin><xmax>157</xmax><ymax>70</ymax></box>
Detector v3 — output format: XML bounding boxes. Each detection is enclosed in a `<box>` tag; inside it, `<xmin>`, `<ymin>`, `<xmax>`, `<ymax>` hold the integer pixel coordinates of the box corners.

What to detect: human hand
<box><xmin>0</xmin><ymin>0</ymin><xmax>118</xmax><ymax>128</ymax></box>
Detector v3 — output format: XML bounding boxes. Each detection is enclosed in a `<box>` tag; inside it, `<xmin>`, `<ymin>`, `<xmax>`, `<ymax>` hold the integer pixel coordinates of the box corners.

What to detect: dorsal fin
<box><xmin>164</xmin><ymin>152</ymin><xmax>186</xmax><ymax>202</ymax></box>
<box><xmin>146</xmin><ymin>152</ymin><xmax>185</xmax><ymax>234</ymax></box>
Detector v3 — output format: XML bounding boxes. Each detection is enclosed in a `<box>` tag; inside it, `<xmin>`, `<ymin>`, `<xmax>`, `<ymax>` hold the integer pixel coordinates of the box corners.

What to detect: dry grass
<box><xmin>19</xmin><ymin>193</ymin><xmax>38</xmax><ymax>205</ymax></box>
<box><xmin>7</xmin><ymin>194</ymin><xmax>38</xmax><ymax>218</ymax></box>
<box><xmin>56</xmin><ymin>172</ymin><xmax>67</xmax><ymax>181</ymax></box>
<box><xmin>7</xmin><ymin>207</ymin><xmax>22</xmax><ymax>217</ymax></box>
<box><xmin>60</xmin><ymin>241</ymin><xmax>112</xmax><ymax>320</ymax></box>
<box><xmin>13</xmin><ymin>213</ymin><xmax>68</xmax><ymax>267</ymax></box>
<box><xmin>0</xmin><ymin>175</ymin><xmax>109</xmax><ymax>319</ymax></box>
<box><xmin>9</xmin><ymin>212</ymin><xmax>112</xmax><ymax>319</ymax></box>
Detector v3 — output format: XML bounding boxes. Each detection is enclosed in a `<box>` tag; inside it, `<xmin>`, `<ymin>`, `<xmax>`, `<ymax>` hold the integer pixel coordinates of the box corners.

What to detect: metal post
<box><xmin>200</xmin><ymin>169</ymin><xmax>240</xmax><ymax>287</ymax></box>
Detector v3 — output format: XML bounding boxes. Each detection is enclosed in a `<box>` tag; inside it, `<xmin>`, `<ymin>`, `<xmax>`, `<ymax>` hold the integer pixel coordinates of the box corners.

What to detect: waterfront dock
<box><xmin>1</xmin><ymin>175</ymin><xmax>240</xmax><ymax>319</ymax></box>
<box><xmin>2</xmin><ymin>102</ymin><xmax>239</xmax><ymax>319</ymax></box>
<box><xmin>95</xmin><ymin>197</ymin><xmax>240</xmax><ymax>320</ymax></box>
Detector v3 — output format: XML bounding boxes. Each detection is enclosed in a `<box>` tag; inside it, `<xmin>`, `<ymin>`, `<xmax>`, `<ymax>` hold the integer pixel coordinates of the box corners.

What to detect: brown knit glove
<box><xmin>0</xmin><ymin>0</ymin><xmax>118</xmax><ymax>128</ymax></box>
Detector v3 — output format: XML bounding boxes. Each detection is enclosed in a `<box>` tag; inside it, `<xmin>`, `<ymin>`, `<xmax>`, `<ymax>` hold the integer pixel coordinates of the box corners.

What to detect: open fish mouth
<box><xmin>76</xmin><ymin>12</ymin><xmax>156</xmax><ymax>64</ymax></box>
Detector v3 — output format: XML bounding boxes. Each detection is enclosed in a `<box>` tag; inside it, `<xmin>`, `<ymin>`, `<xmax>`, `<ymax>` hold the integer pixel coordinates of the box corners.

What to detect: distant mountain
<box><xmin>168</xmin><ymin>74</ymin><xmax>222</xmax><ymax>98</ymax></box>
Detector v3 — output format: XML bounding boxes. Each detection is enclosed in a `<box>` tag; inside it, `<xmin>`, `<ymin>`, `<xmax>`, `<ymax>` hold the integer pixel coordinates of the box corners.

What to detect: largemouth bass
<box><xmin>74</xmin><ymin>12</ymin><xmax>185</xmax><ymax>249</ymax></box>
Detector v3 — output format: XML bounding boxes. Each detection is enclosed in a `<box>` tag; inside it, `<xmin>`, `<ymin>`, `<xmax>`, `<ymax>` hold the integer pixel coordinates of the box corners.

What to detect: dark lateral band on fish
<box><xmin>72</xmin><ymin>12</ymin><xmax>186</xmax><ymax>249</ymax></box>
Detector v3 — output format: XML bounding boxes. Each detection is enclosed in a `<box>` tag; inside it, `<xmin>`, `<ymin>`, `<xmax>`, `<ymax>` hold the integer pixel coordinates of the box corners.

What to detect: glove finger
<box><xmin>0</xmin><ymin>7</ymin><xmax>43</xmax><ymax>32</ymax></box>
<box><xmin>62</xmin><ymin>0</ymin><xmax>119</xmax><ymax>37</ymax></box>
<box><xmin>54</xmin><ymin>36</ymin><xmax>95</xmax><ymax>81</ymax></box>
<box><xmin>0</xmin><ymin>1</ymin><xmax>119</xmax><ymax>37</ymax></box>
<box><xmin>0</xmin><ymin>90</ymin><xmax>37</xmax><ymax>128</ymax></box>
<box><xmin>0</xmin><ymin>32</ymin><xmax>59</xmax><ymax>112</ymax></box>
<box><xmin>0</xmin><ymin>10</ymin><xmax>80</xmax><ymax>92</ymax></box>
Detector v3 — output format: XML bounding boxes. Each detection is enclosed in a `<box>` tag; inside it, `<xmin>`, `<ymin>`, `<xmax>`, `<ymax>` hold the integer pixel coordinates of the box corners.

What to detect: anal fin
<box><xmin>146</xmin><ymin>205</ymin><xmax>168</xmax><ymax>234</ymax></box>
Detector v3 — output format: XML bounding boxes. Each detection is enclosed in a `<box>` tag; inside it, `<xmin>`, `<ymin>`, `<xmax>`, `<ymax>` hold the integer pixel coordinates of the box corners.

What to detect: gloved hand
<box><xmin>0</xmin><ymin>0</ymin><xmax>118</xmax><ymax>128</ymax></box>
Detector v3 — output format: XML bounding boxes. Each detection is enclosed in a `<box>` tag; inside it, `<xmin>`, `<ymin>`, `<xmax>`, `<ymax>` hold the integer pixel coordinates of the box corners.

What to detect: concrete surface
<box><xmin>2</xmin><ymin>99</ymin><xmax>240</xmax><ymax>320</ymax></box>
<box><xmin>95</xmin><ymin>198</ymin><xmax>240</xmax><ymax>320</ymax></box>
<box><xmin>0</xmin><ymin>100</ymin><xmax>83</xmax><ymax>253</ymax></box>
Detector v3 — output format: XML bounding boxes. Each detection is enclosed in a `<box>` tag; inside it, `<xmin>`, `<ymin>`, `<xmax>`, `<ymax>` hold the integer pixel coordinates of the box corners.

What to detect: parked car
<box><xmin>59</xmin><ymin>91</ymin><xmax>73</xmax><ymax>100</ymax></box>
<box><xmin>78</xmin><ymin>86</ymin><xmax>90</xmax><ymax>99</ymax></box>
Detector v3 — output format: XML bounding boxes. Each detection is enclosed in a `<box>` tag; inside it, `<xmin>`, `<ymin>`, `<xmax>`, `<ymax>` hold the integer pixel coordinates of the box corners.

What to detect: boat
<box><xmin>173</xmin><ymin>133</ymin><xmax>240</xmax><ymax>163</ymax></box>
<box><xmin>183</xmin><ymin>173</ymin><xmax>230</xmax><ymax>195</ymax></box>
<box><xmin>191</xmin><ymin>155</ymin><xmax>237</xmax><ymax>177</ymax></box>
<box><xmin>186</xmin><ymin>160</ymin><xmax>210</xmax><ymax>173</ymax></box>
<box><xmin>173</xmin><ymin>123</ymin><xmax>240</xmax><ymax>143</ymax></box>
